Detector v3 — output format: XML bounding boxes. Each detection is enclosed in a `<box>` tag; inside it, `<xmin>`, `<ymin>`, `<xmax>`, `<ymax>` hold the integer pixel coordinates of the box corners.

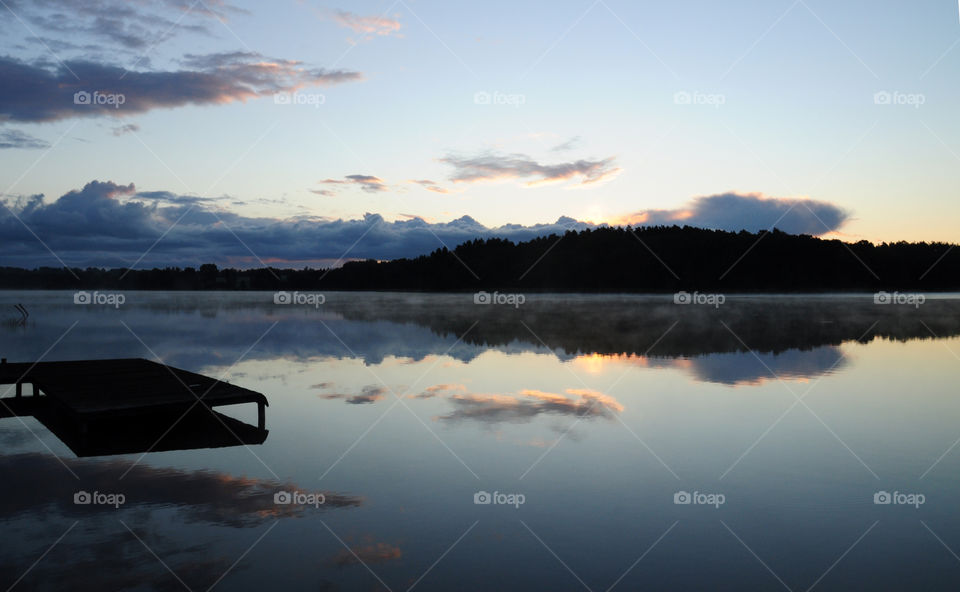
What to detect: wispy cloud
<box><xmin>440</xmin><ymin>152</ymin><xmax>621</xmax><ymax>187</ymax></box>
<box><xmin>111</xmin><ymin>123</ymin><xmax>140</xmax><ymax>136</ymax></box>
<box><xmin>0</xmin><ymin>128</ymin><xmax>49</xmax><ymax>149</ymax></box>
<box><xmin>409</xmin><ymin>179</ymin><xmax>450</xmax><ymax>194</ymax></box>
<box><xmin>408</xmin><ymin>383</ymin><xmax>467</xmax><ymax>399</ymax></box>
<box><xmin>318</xmin><ymin>174</ymin><xmax>388</xmax><ymax>194</ymax></box>
<box><xmin>550</xmin><ymin>136</ymin><xmax>582</xmax><ymax>152</ymax></box>
<box><xmin>318</xmin><ymin>385</ymin><xmax>388</xmax><ymax>404</ymax></box>
<box><xmin>332</xmin><ymin>10</ymin><xmax>403</xmax><ymax>40</ymax></box>
<box><xmin>7</xmin><ymin>0</ymin><xmax>247</xmax><ymax>51</ymax></box>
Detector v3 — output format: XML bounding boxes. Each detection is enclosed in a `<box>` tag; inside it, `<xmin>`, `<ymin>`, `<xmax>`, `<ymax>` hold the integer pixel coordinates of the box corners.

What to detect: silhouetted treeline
<box><xmin>1</xmin><ymin>226</ymin><xmax>959</xmax><ymax>292</ymax></box>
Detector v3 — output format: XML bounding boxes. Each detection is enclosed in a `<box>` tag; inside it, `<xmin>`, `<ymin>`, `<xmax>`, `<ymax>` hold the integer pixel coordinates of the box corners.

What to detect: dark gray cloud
<box><xmin>624</xmin><ymin>192</ymin><xmax>851</xmax><ymax>235</ymax></box>
<box><xmin>0</xmin><ymin>54</ymin><xmax>361</xmax><ymax>123</ymax></box>
<box><xmin>0</xmin><ymin>128</ymin><xmax>49</xmax><ymax>149</ymax></box>
<box><xmin>0</xmin><ymin>181</ymin><xmax>851</xmax><ymax>268</ymax></box>
<box><xmin>0</xmin><ymin>180</ymin><xmax>594</xmax><ymax>267</ymax></box>
<box><xmin>440</xmin><ymin>152</ymin><xmax>621</xmax><ymax>186</ymax></box>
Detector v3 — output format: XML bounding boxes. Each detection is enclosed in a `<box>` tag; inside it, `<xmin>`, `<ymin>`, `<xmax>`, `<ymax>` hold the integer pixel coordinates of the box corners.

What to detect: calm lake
<box><xmin>2</xmin><ymin>291</ymin><xmax>960</xmax><ymax>591</ymax></box>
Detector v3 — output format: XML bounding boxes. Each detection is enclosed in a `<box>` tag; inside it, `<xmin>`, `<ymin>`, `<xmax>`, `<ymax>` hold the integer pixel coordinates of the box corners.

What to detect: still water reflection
<box><xmin>2</xmin><ymin>292</ymin><xmax>960</xmax><ymax>590</ymax></box>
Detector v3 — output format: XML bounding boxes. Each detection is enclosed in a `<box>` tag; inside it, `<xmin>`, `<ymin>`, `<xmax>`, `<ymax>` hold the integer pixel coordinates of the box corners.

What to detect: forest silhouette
<box><xmin>2</xmin><ymin>225</ymin><xmax>958</xmax><ymax>292</ymax></box>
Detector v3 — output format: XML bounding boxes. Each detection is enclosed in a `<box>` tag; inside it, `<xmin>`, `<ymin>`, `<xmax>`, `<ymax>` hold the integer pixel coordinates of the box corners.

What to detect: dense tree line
<box><xmin>1</xmin><ymin>226</ymin><xmax>958</xmax><ymax>292</ymax></box>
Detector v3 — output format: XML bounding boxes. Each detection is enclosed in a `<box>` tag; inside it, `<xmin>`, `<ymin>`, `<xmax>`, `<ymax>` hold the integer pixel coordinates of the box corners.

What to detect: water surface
<box><xmin>2</xmin><ymin>291</ymin><xmax>960</xmax><ymax>591</ymax></box>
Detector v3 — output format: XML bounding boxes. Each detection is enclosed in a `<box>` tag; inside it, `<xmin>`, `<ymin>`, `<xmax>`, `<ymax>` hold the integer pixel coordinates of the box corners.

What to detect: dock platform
<box><xmin>0</xmin><ymin>358</ymin><xmax>268</xmax><ymax>457</ymax></box>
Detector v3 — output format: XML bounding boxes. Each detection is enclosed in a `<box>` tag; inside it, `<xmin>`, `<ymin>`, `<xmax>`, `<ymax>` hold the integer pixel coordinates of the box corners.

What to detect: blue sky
<box><xmin>1</xmin><ymin>0</ymin><xmax>959</xmax><ymax>267</ymax></box>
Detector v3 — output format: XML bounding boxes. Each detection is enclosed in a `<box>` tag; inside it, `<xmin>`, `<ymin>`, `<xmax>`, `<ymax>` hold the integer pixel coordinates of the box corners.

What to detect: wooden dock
<box><xmin>0</xmin><ymin>358</ymin><xmax>268</xmax><ymax>457</ymax></box>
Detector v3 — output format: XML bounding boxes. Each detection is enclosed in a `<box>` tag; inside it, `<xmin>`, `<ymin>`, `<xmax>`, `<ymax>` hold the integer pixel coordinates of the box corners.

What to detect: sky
<box><xmin>1</xmin><ymin>0</ymin><xmax>959</xmax><ymax>268</ymax></box>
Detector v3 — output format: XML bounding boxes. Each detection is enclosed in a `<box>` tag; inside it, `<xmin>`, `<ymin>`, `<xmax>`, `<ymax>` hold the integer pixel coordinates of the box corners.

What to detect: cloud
<box><xmin>0</xmin><ymin>128</ymin><xmax>49</xmax><ymax>149</ymax></box>
<box><xmin>317</xmin><ymin>174</ymin><xmax>388</xmax><ymax>194</ymax></box>
<box><xmin>409</xmin><ymin>179</ymin><xmax>450</xmax><ymax>194</ymax></box>
<box><xmin>440</xmin><ymin>152</ymin><xmax>621</xmax><ymax>187</ymax></box>
<box><xmin>0</xmin><ymin>452</ymin><xmax>362</xmax><ymax>527</ymax></box>
<box><xmin>320</xmin><ymin>385</ymin><xmax>389</xmax><ymax>404</ymax></box>
<box><xmin>345</xmin><ymin>174</ymin><xmax>387</xmax><ymax>193</ymax></box>
<box><xmin>0</xmin><ymin>180</ymin><xmax>852</xmax><ymax>268</ymax></box>
<box><xmin>409</xmin><ymin>383</ymin><xmax>467</xmax><ymax>399</ymax></box>
<box><xmin>0</xmin><ymin>179</ymin><xmax>595</xmax><ymax>267</ymax></box>
<box><xmin>5</xmin><ymin>0</ymin><xmax>246</xmax><ymax>51</ymax></box>
<box><xmin>435</xmin><ymin>388</ymin><xmax>623</xmax><ymax>425</ymax></box>
<box><xmin>111</xmin><ymin>123</ymin><xmax>140</xmax><ymax>136</ymax></box>
<box><xmin>332</xmin><ymin>10</ymin><xmax>403</xmax><ymax>39</ymax></box>
<box><xmin>620</xmin><ymin>192</ymin><xmax>851</xmax><ymax>235</ymax></box>
<box><xmin>0</xmin><ymin>54</ymin><xmax>361</xmax><ymax>123</ymax></box>
<box><xmin>550</xmin><ymin>136</ymin><xmax>582</xmax><ymax>152</ymax></box>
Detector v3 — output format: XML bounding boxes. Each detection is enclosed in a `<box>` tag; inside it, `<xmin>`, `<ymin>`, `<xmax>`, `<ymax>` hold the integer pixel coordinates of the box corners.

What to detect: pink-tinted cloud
<box><xmin>409</xmin><ymin>179</ymin><xmax>450</xmax><ymax>194</ymax></box>
<box><xmin>333</xmin><ymin>10</ymin><xmax>402</xmax><ymax>39</ymax></box>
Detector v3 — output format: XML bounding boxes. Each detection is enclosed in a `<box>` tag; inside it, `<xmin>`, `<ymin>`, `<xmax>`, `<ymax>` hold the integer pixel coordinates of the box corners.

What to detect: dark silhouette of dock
<box><xmin>0</xmin><ymin>358</ymin><xmax>268</xmax><ymax>457</ymax></box>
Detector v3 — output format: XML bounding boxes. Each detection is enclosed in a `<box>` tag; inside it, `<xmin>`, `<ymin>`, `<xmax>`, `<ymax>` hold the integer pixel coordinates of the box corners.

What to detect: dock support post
<box><xmin>258</xmin><ymin>402</ymin><xmax>265</xmax><ymax>430</ymax></box>
<box><xmin>15</xmin><ymin>382</ymin><xmax>21</xmax><ymax>398</ymax></box>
